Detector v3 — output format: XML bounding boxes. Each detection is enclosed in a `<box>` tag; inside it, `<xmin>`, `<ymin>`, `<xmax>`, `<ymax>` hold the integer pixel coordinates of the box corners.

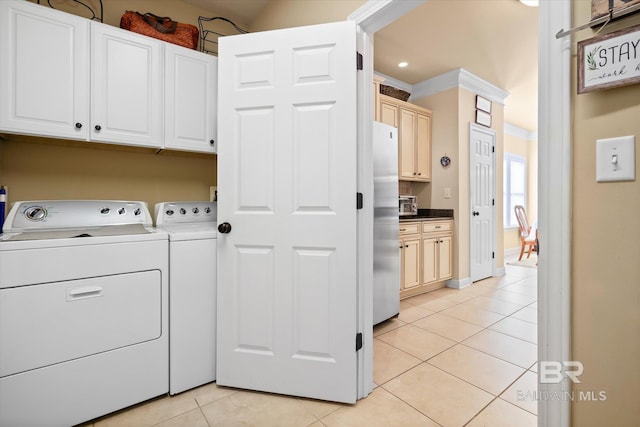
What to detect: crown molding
<box><xmin>410</xmin><ymin>68</ymin><xmax>510</xmax><ymax>105</ymax></box>
<box><xmin>504</xmin><ymin>122</ymin><xmax>538</xmax><ymax>141</ymax></box>
<box><xmin>348</xmin><ymin>0</ymin><xmax>426</xmax><ymax>33</ymax></box>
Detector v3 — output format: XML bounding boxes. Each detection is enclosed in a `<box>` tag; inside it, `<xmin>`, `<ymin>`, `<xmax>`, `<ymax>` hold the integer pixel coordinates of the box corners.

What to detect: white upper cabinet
<box><xmin>90</xmin><ymin>22</ymin><xmax>163</xmax><ymax>148</ymax></box>
<box><xmin>164</xmin><ymin>44</ymin><xmax>217</xmax><ymax>153</ymax></box>
<box><xmin>0</xmin><ymin>0</ymin><xmax>218</xmax><ymax>154</ymax></box>
<box><xmin>0</xmin><ymin>0</ymin><xmax>89</xmax><ymax>140</ymax></box>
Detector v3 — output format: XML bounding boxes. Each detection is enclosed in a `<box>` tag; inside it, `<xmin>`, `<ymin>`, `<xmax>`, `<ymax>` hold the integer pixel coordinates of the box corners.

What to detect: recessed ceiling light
<box><xmin>398</xmin><ymin>61</ymin><xmax>408</xmax><ymax>68</ymax></box>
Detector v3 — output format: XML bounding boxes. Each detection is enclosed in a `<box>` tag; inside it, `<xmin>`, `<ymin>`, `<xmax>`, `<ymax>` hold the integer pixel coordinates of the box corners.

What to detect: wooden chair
<box><xmin>514</xmin><ymin>205</ymin><xmax>537</xmax><ymax>261</ymax></box>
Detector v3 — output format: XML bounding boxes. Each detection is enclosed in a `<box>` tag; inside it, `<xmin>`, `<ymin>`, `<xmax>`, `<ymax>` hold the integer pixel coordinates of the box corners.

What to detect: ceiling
<box><xmin>186</xmin><ymin>0</ymin><xmax>538</xmax><ymax>131</ymax></box>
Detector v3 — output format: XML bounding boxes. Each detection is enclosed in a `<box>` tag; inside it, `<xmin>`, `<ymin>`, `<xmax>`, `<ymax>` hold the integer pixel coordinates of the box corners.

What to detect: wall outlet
<box><xmin>210</xmin><ymin>186</ymin><xmax>217</xmax><ymax>202</ymax></box>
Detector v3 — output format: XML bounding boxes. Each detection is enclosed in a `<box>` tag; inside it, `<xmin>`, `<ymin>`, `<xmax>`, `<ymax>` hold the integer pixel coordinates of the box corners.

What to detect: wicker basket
<box><xmin>380</xmin><ymin>84</ymin><xmax>410</xmax><ymax>101</ymax></box>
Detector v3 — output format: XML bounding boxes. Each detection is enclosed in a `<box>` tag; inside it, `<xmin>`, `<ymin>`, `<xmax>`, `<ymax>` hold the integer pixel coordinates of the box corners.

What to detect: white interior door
<box><xmin>217</xmin><ymin>21</ymin><xmax>358</xmax><ymax>403</ymax></box>
<box><xmin>469</xmin><ymin>123</ymin><xmax>495</xmax><ymax>282</ymax></box>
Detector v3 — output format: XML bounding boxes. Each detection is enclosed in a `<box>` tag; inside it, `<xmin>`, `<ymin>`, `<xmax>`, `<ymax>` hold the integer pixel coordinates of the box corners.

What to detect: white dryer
<box><xmin>0</xmin><ymin>200</ymin><xmax>169</xmax><ymax>427</ymax></box>
<box><xmin>155</xmin><ymin>201</ymin><xmax>217</xmax><ymax>395</ymax></box>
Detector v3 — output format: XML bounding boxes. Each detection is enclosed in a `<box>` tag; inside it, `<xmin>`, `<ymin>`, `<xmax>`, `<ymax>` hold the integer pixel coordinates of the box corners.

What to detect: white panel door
<box><xmin>217</xmin><ymin>21</ymin><xmax>358</xmax><ymax>403</ymax></box>
<box><xmin>91</xmin><ymin>22</ymin><xmax>162</xmax><ymax>148</ymax></box>
<box><xmin>0</xmin><ymin>0</ymin><xmax>89</xmax><ymax>139</ymax></box>
<box><xmin>469</xmin><ymin>124</ymin><xmax>496</xmax><ymax>282</ymax></box>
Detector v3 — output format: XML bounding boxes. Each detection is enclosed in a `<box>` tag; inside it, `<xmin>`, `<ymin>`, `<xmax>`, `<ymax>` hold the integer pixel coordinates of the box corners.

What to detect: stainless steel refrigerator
<box><xmin>372</xmin><ymin>121</ymin><xmax>400</xmax><ymax>325</ymax></box>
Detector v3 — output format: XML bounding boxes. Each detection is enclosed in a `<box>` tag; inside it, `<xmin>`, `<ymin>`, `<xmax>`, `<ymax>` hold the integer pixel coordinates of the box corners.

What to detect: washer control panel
<box><xmin>4</xmin><ymin>200</ymin><xmax>152</xmax><ymax>231</ymax></box>
<box><xmin>155</xmin><ymin>202</ymin><xmax>217</xmax><ymax>225</ymax></box>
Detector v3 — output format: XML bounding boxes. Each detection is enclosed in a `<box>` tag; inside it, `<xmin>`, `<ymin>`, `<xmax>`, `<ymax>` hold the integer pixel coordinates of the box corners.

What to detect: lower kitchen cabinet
<box><xmin>400</xmin><ymin>233</ymin><xmax>421</xmax><ymax>291</ymax></box>
<box><xmin>400</xmin><ymin>219</ymin><xmax>453</xmax><ymax>299</ymax></box>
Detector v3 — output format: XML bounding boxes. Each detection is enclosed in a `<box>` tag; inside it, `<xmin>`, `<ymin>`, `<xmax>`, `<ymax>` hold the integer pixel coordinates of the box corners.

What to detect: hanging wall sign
<box><xmin>578</xmin><ymin>23</ymin><xmax>640</xmax><ymax>94</ymax></box>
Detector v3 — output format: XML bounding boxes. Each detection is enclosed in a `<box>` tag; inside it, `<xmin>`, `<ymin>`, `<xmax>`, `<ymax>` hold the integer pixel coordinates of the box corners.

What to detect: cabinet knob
<box><xmin>413</xmin><ymin>172</ymin><xmax>417</xmax><ymax>176</ymax></box>
<box><xmin>472</xmin><ymin>211</ymin><xmax>479</xmax><ymax>216</ymax></box>
<box><xmin>209</xmin><ymin>139</ymin><xmax>215</xmax><ymax>145</ymax></box>
<box><xmin>95</xmin><ymin>125</ymin><xmax>102</xmax><ymax>131</ymax></box>
<box><xmin>417</xmin><ymin>172</ymin><xmax>422</xmax><ymax>176</ymax></box>
<box><xmin>75</xmin><ymin>122</ymin><xmax>82</xmax><ymax>129</ymax></box>
<box><xmin>405</xmin><ymin>245</ymin><xmax>409</xmax><ymax>248</ymax></box>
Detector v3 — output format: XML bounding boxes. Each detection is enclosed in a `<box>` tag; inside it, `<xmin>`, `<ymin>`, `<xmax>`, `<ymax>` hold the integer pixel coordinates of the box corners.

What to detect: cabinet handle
<box><xmin>209</xmin><ymin>139</ymin><xmax>215</xmax><ymax>145</ymax></box>
<box><xmin>399</xmin><ymin>245</ymin><xmax>403</xmax><ymax>249</ymax></box>
<box><xmin>75</xmin><ymin>122</ymin><xmax>82</xmax><ymax>129</ymax></box>
<box><xmin>399</xmin><ymin>228</ymin><xmax>406</xmax><ymax>232</ymax></box>
<box><xmin>95</xmin><ymin>125</ymin><xmax>102</xmax><ymax>131</ymax></box>
<box><xmin>417</xmin><ymin>172</ymin><xmax>422</xmax><ymax>176</ymax></box>
<box><xmin>405</xmin><ymin>245</ymin><xmax>409</xmax><ymax>248</ymax></box>
<box><xmin>435</xmin><ymin>225</ymin><xmax>441</xmax><ymax>229</ymax></box>
<box><xmin>413</xmin><ymin>172</ymin><xmax>417</xmax><ymax>176</ymax></box>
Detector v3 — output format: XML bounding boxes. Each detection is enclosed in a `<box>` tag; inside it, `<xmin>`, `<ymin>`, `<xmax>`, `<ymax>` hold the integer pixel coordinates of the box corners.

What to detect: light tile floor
<box><xmin>83</xmin><ymin>260</ymin><xmax>538</xmax><ymax>427</ymax></box>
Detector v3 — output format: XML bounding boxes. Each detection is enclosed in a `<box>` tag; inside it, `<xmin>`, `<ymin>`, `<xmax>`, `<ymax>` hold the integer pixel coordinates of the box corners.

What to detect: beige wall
<box><xmin>249</xmin><ymin>0</ymin><xmax>366</xmax><ymax>31</ymax></box>
<box><xmin>0</xmin><ymin>136</ymin><xmax>216</xmax><ymax>209</ymax></box>
<box><xmin>413</xmin><ymin>86</ymin><xmax>505</xmax><ymax>281</ymax></box>
<box><xmin>504</xmin><ymin>132</ymin><xmax>538</xmax><ymax>251</ymax></box>
<box><xmin>571</xmin><ymin>4</ymin><xmax>640</xmax><ymax>426</ymax></box>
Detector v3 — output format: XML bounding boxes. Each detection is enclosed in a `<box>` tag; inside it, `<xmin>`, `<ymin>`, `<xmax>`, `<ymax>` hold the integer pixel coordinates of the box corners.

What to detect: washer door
<box><xmin>0</xmin><ymin>270</ymin><xmax>162</xmax><ymax>377</ymax></box>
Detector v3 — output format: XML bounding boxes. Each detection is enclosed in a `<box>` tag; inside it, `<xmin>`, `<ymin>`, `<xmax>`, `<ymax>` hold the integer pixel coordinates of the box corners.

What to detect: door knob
<box><xmin>218</xmin><ymin>222</ymin><xmax>232</xmax><ymax>234</ymax></box>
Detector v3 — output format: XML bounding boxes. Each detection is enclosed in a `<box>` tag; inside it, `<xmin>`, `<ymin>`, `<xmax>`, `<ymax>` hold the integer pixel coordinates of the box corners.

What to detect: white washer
<box><xmin>0</xmin><ymin>200</ymin><xmax>169</xmax><ymax>427</ymax></box>
<box><xmin>155</xmin><ymin>201</ymin><xmax>217</xmax><ymax>395</ymax></box>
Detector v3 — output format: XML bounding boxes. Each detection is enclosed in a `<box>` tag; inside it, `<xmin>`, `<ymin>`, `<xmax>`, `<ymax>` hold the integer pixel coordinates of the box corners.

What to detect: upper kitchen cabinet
<box><xmin>377</xmin><ymin>94</ymin><xmax>432</xmax><ymax>182</ymax></box>
<box><xmin>0</xmin><ymin>0</ymin><xmax>218</xmax><ymax>153</ymax></box>
<box><xmin>91</xmin><ymin>22</ymin><xmax>163</xmax><ymax>148</ymax></box>
<box><xmin>0</xmin><ymin>0</ymin><xmax>90</xmax><ymax>140</ymax></box>
<box><xmin>164</xmin><ymin>45</ymin><xmax>217</xmax><ymax>153</ymax></box>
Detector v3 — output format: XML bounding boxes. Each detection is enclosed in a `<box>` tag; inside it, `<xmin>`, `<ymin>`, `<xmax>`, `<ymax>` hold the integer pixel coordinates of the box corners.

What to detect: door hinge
<box><xmin>356</xmin><ymin>192</ymin><xmax>363</xmax><ymax>209</ymax></box>
<box><xmin>356</xmin><ymin>332</ymin><xmax>363</xmax><ymax>351</ymax></box>
<box><xmin>356</xmin><ymin>52</ymin><xmax>363</xmax><ymax>70</ymax></box>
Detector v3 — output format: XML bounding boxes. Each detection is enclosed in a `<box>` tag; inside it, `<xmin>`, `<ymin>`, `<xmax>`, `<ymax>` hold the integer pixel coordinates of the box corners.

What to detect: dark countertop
<box><xmin>399</xmin><ymin>208</ymin><xmax>454</xmax><ymax>222</ymax></box>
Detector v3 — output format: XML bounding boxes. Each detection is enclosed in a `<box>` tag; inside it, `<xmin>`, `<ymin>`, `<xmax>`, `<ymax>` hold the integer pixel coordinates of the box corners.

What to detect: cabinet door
<box><xmin>402</xmin><ymin>237</ymin><xmax>421</xmax><ymax>290</ymax></box>
<box><xmin>399</xmin><ymin>108</ymin><xmax>416</xmax><ymax>179</ymax></box>
<box><xmin>165</xmin><ymin>45</ymin><xmax>217</xmax><ymax>153</ymax></box>
<box><xmin>438</xmin><ymin>235</ymin><xmax>453</xmax><ymax>280</ymax></box>
<box><xmin>379</xmin><ymin>101</ymin><xmax>398</xmax><ymax>127</ymax></box>
<box><xmin>422</xmin><ymin>236</ymin><xmax>438</xmax><ymax>285</ymax></box>
<box><xmin>91</xmin><ymin>22</ymin><xmax>162</xmax><ymax>148</ymax></box>
<box><xmin>0</xmin><ymin>0</ymin><xmax>89</xmax><ymax>139</ymax></box>
<box><xmin>415</xmin><ymin>113</ymin><xmax>431</xmax><ymax>181</ymax></box>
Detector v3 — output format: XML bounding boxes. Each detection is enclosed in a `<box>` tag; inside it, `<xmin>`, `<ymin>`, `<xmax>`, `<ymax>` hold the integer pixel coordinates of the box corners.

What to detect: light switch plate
<box><xmin>443</xmin><ymin>187</ymin><xmax>451</xmax><ymax>199</ymax></box>
<box><xmin>596</xmin><ymin>135</ymin><xmax>635</xmax><ymax>182</ymax></box>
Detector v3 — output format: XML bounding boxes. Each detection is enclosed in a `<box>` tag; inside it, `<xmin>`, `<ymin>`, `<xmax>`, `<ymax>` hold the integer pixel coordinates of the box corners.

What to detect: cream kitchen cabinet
<box><xmin>378</xmin><ymin>94</ymin><xmax>432</xmax><ymax>182</ymax></box>
<box><xmin>422</xmin><ymin>221</ymin><xmax>453</xmax><ymax>285</ymax></box>
<box><xmin>400</xmin><ymin>219</ymin><xmax>453</xmax><ymax>299</ymax></box>
<box><xmin>0</xmin><ymin>0</ymin><xmax>89</xmax><ymax>140</ymax></box>
<box><xmin>0</xmin><ymin>0</ymin><xmax>217</xmax><ymax>153</ymax></box>
<box><xmin>399</xmin><ymin>222</ymin><xmax>421</xmax><ymax>292</ymax></box>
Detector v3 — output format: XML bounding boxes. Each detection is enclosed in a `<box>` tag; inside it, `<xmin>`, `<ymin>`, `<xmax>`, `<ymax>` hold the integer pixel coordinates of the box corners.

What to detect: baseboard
<box><xmin>446</xmin><ymin>277</ymin><xmax>472</xmax><ymax>289</ymax></box>
<box><xmin>495</xmin><ymin>266</ymin><xmax>506</xmax><ymax>276</ymax></box>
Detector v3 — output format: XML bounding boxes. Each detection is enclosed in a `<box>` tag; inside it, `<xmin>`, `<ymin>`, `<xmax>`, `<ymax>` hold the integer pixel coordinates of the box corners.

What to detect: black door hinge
<box><xmin>356</xmin><ymin>52</ymin><xmax>363</xmax><ymax>70</ymax></box>
<box><xmin>356</xmin><ymin>192</ymin><xmax>363</xmax><ymax>209</ymax></box>
<box><xmin>356</xmin><ymin>332</ymin><xmax>363</xmax><ymax>351</ymax></box>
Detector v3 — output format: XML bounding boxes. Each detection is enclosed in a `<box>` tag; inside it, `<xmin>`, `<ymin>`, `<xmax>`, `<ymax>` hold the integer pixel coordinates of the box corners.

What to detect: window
<box><xmin>504</xmin><ymin>153</ymin><xmax>526</xmax><ymax>228</ymax></box>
